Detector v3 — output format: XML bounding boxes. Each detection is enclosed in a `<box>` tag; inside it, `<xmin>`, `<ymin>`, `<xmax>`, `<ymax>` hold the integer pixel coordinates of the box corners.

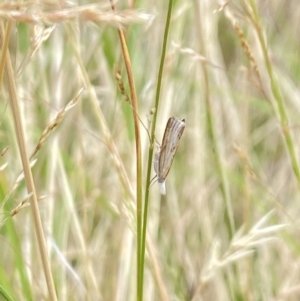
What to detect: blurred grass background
<box><xmin>1</xmin><ymin>0</ymin><xmax>300</xmax><ymax>300</ymax></box>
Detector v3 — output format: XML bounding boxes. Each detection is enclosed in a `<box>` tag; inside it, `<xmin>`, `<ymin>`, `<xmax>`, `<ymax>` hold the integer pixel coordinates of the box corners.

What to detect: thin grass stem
<box><xmin>0</xmin><ymin>22</ymin><xmax>58</xmax><ymax>301</ymax></box>
<box><xmin>246</xmin><ymin>0</ymin><xmax>300</xmax><ymax>187</ymax></box>
<box><xmin>140</xmin><ymin>0</ymin><xmax>174</xmax><ymax>300</ymax></box>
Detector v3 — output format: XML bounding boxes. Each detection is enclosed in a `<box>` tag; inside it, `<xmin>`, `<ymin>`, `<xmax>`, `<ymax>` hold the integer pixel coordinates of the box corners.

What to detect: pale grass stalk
<box><xmin>50</xmin><ymin>238</ymin><xmax>87</xmax><ymax>299</ymax></box>
<box><xmin>115</xmin><ymin>229</ymin><xmax>134</xmax><ymax>301</ymax></box>
<box><xmin>2</xmin><ymin>90</ymin><xmax>81</xmax><ymax>217</ymax></box>
<box><xmin>30</xmin><ymin>88</ymin><xmax>83</xmax><ymax>160</ymax></box>
<box><xmin>0</xmin><ymin>146</ymin><xmax>9</xmax><ymax>172</ymax></box>
<box><xmin>0</xmin><ymin>146</ymin><xmax>9</xmax><ymax>157</ymax></box>
<box><xmin>55</xmin><ymin>154</ymin><xmax>101</xmax><ymax>299</ymax></box>
<box><xmin>1</xmin><ymin>193</ymin><xmax>31</xmax><ymax>227</ymax></box>
<box><xmin>9</xmin><ymin>193</ymin><xmax>32</xmax><ymax>217</ymax></box>
<box><xmin>5</xmin><ymin>195</ymin><xmax>47</xmax><ymax>221</ymax></box>
<box><xmin>108</xmin><ymin>2</ymin><xmax>143</xmax><ymax>299</ymax></box>
<box><xmin>2</xmin><ymin>0</ymin><xmax>298</xmax><ymax>300</ymax></box>
<box><xmin>16</xmin><ymin>24</ymin><xmax>55</xmax><ymax>76</ymax></box>
<box><xmin>0</xmin><ymin>162</ymin><xmax>8</xmax><ymax>171</ymax></box>
<box><xmin>64</xmin><ymin>19</ymin><xmax>144</xmax><ymax>299</ymax></box>
<box><xmin>0</xmin><ymin>22</ymin><xmax>58</xmax><ymax>301</ymax></box>
<box><xmin>191</xmin><ymin>212</ymin><xmax>285</xmax><ymax>300</ymax></box>
<box><xmin>1</xmin><ymin>159</ymin><xmax>37</xmax><ymax>210</ymax></box>
<box><xmin>121</xmin><ymin>40</ymin><xmax>143</xmax><ymax>296</ymax></box>
<box><xmin>115</xmin><ymin>68</ymin><xmax>151</xmax><ymax>142</ymax></box>
<box><xmin>171</xmin><ymin>41</ymin><xmax>222</xmax><ymax>69</ymax></box>
<box><xmin>239</xmin><ymin>0</ymin><xmax>300</xmax><ymax>186</ymax></box>
<box><xmin>0</xmin><ymin>4</ymin><xmax>152</xmax><ymax>26</ymax></box>
<box><xmin>30</xmin><ymin>25</ymin><xmax>55</xmax><ymax>61</ymax></box>
<box><xmin>147</xmin><ymin>237</ymin><xmax>169</xmax><ymax>301</ymax></box>
<box><xmin>0</xmin><ymin>20</ymin><xmax>11</xmax><ymax>86</ymax></box>
<box><xmin>223</xmin><ymin>11</ymin><xmax>270</xmax><ymax>103</ymax></box>
<box><xmin>195</xmin><ymin>0</ymin><xmax>235</xmax><ymax>238</ymax></box>
<box><xmin>66</xmin><ymin>23</ymin><xmax>135</xmax><ymax>201</ymax></box>
<box><xmin>233</xmin><ymin>144</ymin><xmax>295</xmax><ymax>222</ymax></box>
<box><xmin>140</xmin><ymin>0</ymin><xmax>178</xmax><ymax>299</ymax></box>
<box><xmin>61</xmin><ymin>32</ymin><xmax>142</xmax><ymax>297</ymax></box>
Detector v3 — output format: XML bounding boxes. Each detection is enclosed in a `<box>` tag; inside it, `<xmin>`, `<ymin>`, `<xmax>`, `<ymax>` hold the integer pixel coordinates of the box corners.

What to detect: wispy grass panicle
<box><xmin>1</xmin><ymin>1</ymin><xmax>300</xmax><ymax>300</ymax></box>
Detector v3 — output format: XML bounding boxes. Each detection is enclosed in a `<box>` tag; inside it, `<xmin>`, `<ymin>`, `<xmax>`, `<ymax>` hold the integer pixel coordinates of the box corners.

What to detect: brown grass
<box><xmin>0</xmin><ymin>1</ymin><xmax>300</xmax><ymax>300</ymax></box>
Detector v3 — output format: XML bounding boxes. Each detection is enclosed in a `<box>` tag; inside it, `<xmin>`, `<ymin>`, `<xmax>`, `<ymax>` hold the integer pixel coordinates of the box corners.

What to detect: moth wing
<box><xmin>158</xmin><ymin>117</ymin><xmax>185</xmax><ymax>181</ymax></box>
<box><xmin>157</xmin><ymin>117</ymin><xmax>174</xmax><ymax>180</ymax></box>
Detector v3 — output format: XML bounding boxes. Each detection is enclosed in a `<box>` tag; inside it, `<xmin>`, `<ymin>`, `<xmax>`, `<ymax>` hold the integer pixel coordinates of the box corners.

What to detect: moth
<box><xmin>154</xmin><ymin>116</ymin><xmax>185</xmax><ymax>195</ymax></box>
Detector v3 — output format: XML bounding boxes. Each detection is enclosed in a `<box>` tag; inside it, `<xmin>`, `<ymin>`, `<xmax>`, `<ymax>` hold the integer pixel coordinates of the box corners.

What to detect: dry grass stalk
<box><xmin>224</xmin><ymin>7</ymin><xmax>270</xmax><ymax>100</ymax></box>
<box><xmin>191</xmin><ymin>212</ymin><xmax>286</xmax><ymax>300</ymax></box>
<box><xmin>30</xmin><ymin>24</ymin><xmax>55</xmax><ymax>60</ymax></box>
<box><xmin>233</xmin><ymin>22</ymin><xmax>260</xmax><ymax>81</ymax></box>
<box><xmin>172</xmin><ymin>41</ymin><xmax>222</xmax><ymax>69</ymax></box>
<box><xmin>0</xmin><ymin>5</ymin><xmax>153</xmax><ymax>26</ymax></box>
<box><xmin>0</xmin><ymin>146</ymin><xmax>9</xmax><ymax>157</ymax></box>
<box><xmin>1</xmin><ymin>90</ymin><xmax>81</xmax><ymax>212</ymax></box>
<box><xmin>0</xmin><ymin>21</ymin><xmax>12</xmax><ymax>87</ymax></box>
<box><xmin>233</xmin><ymin>144</ymin><xmax>292</xmax><ymax>219</ymax></box>
<box><xmin>115</xmin><ymin>67</ymin><xmax>130</xmax><ymax>103</ymax></box>
<box><xmin>30</xmin><ymin>87</ymin><xmax>83</xmax><ymax>160</ymax></box>
<box><xmin>9</xmin><ymin>193</ymin><xmax>33</xmax><ymax>217</ymax></box>
<box><xmin>233</xmin><ymin>144</ymin><xmax>258</xmax><ymax>180</ymax></box>
<box><xmin>1</xmin><ymin>159</ymin><xmax>37</xmax><ymax>211</ymax></box>
<box><xmin>0</xmin><ymin>146</ymin><xmax>9</xmax><ymax>172</ymax></box>
<box><xmin>115</xmin><ymin>67</ymin><xmax>151</xmax><ymax>141</ymax></box>
<box><xmin>1</xmin><ymin>22</ymin><xmax>57</xmax><ymax>299</ymax></box>
<box><xmin>10</xmin><ymin>194</ymin><xmax>46</xmax><ymax>217</ymax></box>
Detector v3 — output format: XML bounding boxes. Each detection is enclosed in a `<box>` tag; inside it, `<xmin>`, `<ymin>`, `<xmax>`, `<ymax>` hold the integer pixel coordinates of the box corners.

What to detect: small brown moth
<box><xmin>154</xmin><ymin>117</ymin><xmax>185</xmax><ymax>194</ymax></box>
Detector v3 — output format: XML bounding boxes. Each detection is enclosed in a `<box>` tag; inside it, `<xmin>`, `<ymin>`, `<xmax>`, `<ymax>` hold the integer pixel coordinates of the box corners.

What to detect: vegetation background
<box><xmin>0</xmin><ymin>0</ymin><xmax>299</xmax><ymax>300</ymax></box>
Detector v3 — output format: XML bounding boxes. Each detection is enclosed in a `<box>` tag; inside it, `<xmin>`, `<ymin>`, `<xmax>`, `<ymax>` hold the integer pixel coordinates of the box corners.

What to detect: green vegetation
<box><xmin>0</xmin><ymin>1</ymin><xmax>299</xmax><ymax>300</ymax></box>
